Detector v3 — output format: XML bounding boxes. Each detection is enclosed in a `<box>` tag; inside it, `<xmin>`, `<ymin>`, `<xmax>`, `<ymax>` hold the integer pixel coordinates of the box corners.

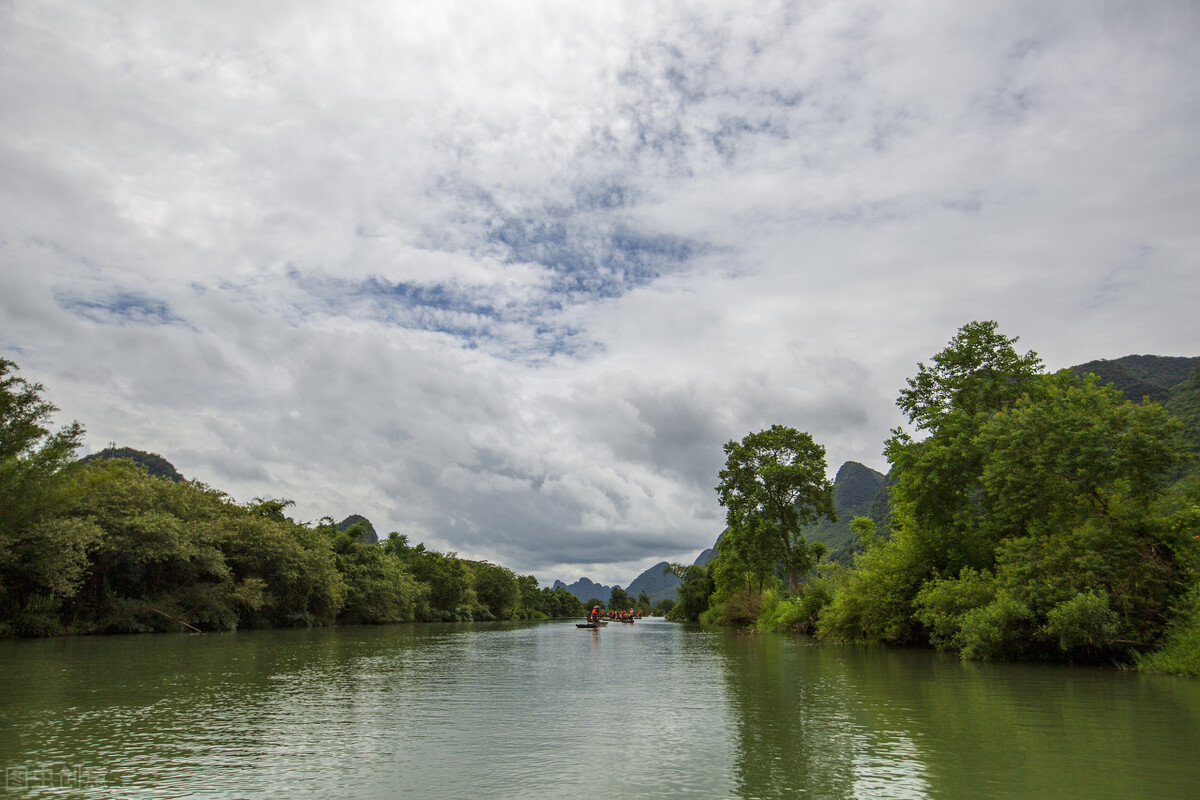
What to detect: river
<box><xmin>2</xmin><ymin>618</ymin><xmax>1198</xmax><ymax>799</ymax></box>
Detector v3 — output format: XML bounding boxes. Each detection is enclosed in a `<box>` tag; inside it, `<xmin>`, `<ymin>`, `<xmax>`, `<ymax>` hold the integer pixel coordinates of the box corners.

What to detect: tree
<box><xmin>514</xmin><ymin>574</ymin><xmax>541</xmax><ymax>618</ymax></box>
<box><xmin>320</xmin><ymin>520</ymin><xmax>423</xmax><ymax>625</ymax></box>
<box><xmin>822</xmin><ymin>326</ymin><xmax>1196</xmax><ymax>664</ymax></box>
<box><xmin>67</xmin><ymin>459</ymin><xmax>235</xmax><ymax>633</ymax></box>
<box><xmin>716</xmin><ymin>425</ymin><xmax>836</xmax><ymax>591</ymax></box>
<box><xmin>0</xmin><ymin>358</ymin><xmax>96</xmax><ymax>634</ymax></box>
<box><xmin>896</xmin><ymin>320</ymin><xmax>1043</xmax><ymax>433</ymax></box>
<box><xmin>822</xmin><ymin>322</ymin><xmax>1046</xmax><ymax>645</ymax></box>
<box><xmin>399</xmin><ymin>547</ymin><xmax>474</xmax><ymax>620</ymax></box>
<box><xmin>849</xmin><ymin>516</ymin><xmax>877</xmax><ymax>549</ymax></box>
<box><xmin>469</xmin><ymin>561</ymin><xmax>519</xmax><ymax>620</ymax></box>
<box><xmin>884</xmin><ymin>321</ymin><xmax>1045</xmax><ymax>572</ymax></box>
<box><xmin>664</xmin><ymin>562</ymin><xmax>714</xmax><ymax>621</ymax></box>
<box><xmin>608</xmin><ymin>586</ymin><xmax>629</xmax><ymax>609</ymax></box>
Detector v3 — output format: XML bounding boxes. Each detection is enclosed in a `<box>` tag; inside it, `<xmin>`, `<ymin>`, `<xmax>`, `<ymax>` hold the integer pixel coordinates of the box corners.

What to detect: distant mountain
<box><xmin>552</xmin><ymin>577</ymin><xmax>615</xmax><ymax>604</ymax></box>
<box><xmin>336</xmin><ymin>514</ymin><xmax>379</xmax><ymax>544</ymax></box>
<box><xmin>78</xmin><ymin>447</ymin><xmax>184</xmax><ymax>482</ymax></box>
<box><xmin>680</xmin><ymin>461</ymin><xmax>890</xmax><ymax>579</ymax></box>
<box><xmin>625</xmin><ymin>541</ymin><xmax>721</xmax><ymax>606</ymax></box>
<box><xmin>802</xmin><ymin>461</ymin><xmax>891</xmax><ymax>564</ymax></box>
<box><xmin>1070</xmin><ymin>355</ymin><xmax>1200</xmax><ymax>405</ymax></box>
<box><xmin>1070</xmin><ymin>355</ymin><xmax>1200</xmax><ymax>458</ymax></box>
<box><xmin>625</xmin><ymin>562</ymin><xmax>677</xmax><ymax>605</ymax></box>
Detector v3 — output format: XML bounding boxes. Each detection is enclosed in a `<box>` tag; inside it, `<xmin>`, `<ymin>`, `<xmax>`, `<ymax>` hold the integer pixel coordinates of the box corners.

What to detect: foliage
<box><xmin>664</xmin><ymin>562</ymin><xmax>713</xmax><ymax>621</ymax></box>
<box><xmin>701</xmin><ymin>587</ymin><xmax>762</xmax><ymax>626</ymax></box>
<box><xmin>820</xmin><ymin>322</ymin><xmax>1196</xmax><ymax>666</ymax></box>
<box><xmin>0</xmin><ymin>359</ymin><xmax>95</xmax><ymax>633</ymax></box>
<box><xmin>78</xmin><ymin>447</ymin><xmax>184</xmax><ymax>482</ymax></box>
<box><xmin>1166</xmin><ymin>365</ymin><xmax>1200</xmax><ymax>457</ymax></box>
<box><xmin>536</xmin><ymin>586</ymin><xmax>585</xmax><ymax>618</ymax></box>
<box><xmin>69</xmin><ymin>460</ymin><xmax>239</xmax><ymax>633</ymax></box>
<box><xmin>716</xmin><ymin>425</ymin><xmax>836</xmax><ymax>593</ymax></box>
<box><xmin>849</xmin><ymin>516</ymin><xmax>877</xmax><ymax>549</ymax></box>
<box><xmin>467</xmin><ymin>561</ymin><xmax>520</xmax><ymax>620</ymax></box>
<box><xmin>394</xmin><ymin>546</ymin><xmax>475</xmax><ymax>621</ymax></box>
<box><xmin>756</xmin><ymin>575</ymin><xmax>838</xmax><ymax>634</ymax></box>
<box><xmin>1137</xmin><ymin>582</ymin><xmax>1200</xmax><ymax>676</ymax></box>
<box><xmin>912</xmin><ymin>567</ymin><xmax>997</xmax><ymax>651</ymax></box>
<box><xmin>895</xmin><ymin>320</ymin><xmax>1044</xmax><ymax>433</ymax></box>
<box><xmin>513</xmin><ymin>574</ymin><xmax>542</xmax><ymax>619</ymax></box>
<box><xmin>324</xmin><ymin>523</ymin><xmax>424</xmax><ymax>624</ymax></box>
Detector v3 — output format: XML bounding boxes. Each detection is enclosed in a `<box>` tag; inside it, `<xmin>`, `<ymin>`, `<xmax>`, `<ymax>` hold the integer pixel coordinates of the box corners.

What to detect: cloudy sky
<box><xmin>2</xmin><ymin>1</ymin><xmax>1197</xmax><ymax>587</ymax></box>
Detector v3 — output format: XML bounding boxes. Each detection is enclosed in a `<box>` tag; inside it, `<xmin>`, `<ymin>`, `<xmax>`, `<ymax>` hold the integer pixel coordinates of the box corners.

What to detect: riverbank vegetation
<box><xmin>0</xmin><ymin>358</ymin><xmax>585</xmax><ymax>636</ymax></box>
<box><xmin>687</xmin><ymin>322</ymin><xmax>1200</xmax><ymax>674</ymax></box>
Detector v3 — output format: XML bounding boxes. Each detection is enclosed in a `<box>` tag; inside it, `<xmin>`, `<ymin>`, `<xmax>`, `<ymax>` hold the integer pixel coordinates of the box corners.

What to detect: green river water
<box><xmin>2</xmin><ymin>617</ymin><xmax>1198</xmax><ymax>799</ymax></box>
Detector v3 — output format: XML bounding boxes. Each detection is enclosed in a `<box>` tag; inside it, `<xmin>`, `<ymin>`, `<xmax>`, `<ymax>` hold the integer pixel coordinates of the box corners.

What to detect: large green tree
<box><xmin>821</xmin><ymin>323</ymin><xmax>1197</xmax><ymax>664</ymax></box>
<box><xmin>663</xmin><ymin>562</ymin><xmax>714</xmax><ymax>621</ymax></box>
<box><xmin>716</xmin><ymin>425</ymin><xmax>836</xmax><ymax>592</ymax></box>
<box><xmin>821</xmin><ymin>322</ymin><xmax>1044</xmax><ymax>644</ymax></box>
<box><xmin>910</xmin><ymin>371</ymin><xmax>1190</xmax><ymax>661</ymax></box>
<box><xmin>0</xmin><ymin>359</ymin><xmax>97</xmax><ymax>634</ymax></box>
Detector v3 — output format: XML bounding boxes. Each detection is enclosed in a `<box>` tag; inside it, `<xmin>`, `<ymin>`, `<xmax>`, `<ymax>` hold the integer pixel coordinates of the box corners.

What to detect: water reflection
<box><xmin>3</xmin><ymin>623</ymin><xmax>1200</xmax><ymax>798</ymax></box>
<box><xmin>714</xmin><ymin>633</ymin><xmax>1200</xmax><ymax>799</ymax></box>
<box><xmin>714</xmin><ymin>633</ymin><xmax>929</xmax><ymax>799</ymax></box>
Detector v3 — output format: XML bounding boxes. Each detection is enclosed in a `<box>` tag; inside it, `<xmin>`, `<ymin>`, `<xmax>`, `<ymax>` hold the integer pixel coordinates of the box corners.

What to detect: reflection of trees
<box><xmin>715</xmin><ymin>633</ymin><xmax>929</xmax><ymax>799</ymax></box>
<box><xmin>843</xmin><ymin>651</ymin><xmax>1200</xmax><ymax>798</ymax></box>
<box><xmin>716</xmin><ymin>633</ymin><xmax>1200</xmax><ymax>798</ymax></box>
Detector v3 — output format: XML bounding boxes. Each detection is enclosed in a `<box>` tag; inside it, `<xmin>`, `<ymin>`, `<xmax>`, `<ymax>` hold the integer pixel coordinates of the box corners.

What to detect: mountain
<box><xmin>336</xmin><ymin>514</ymin><xmax>379</xmax><ymax>544</ymax></box>
<box><xmin>625</xmin><ymin>562</ymin><xmax>677</xmax><ymax>605</ymax></box>
<box><xmin>625</xmin><ymin>542</ymin><xmax>721</xmax><ymax>606</ymax></box>
<box><xmin>1071</xmin><ymin>355</ymin><xmax>1200</xmax><ymax>459</ymax></box>
<box><xmin>78</xmin><ymin>447</ymin><xmax>184</xmax><ymax>482</ymax></box>
<box><xmin>801</xmin><ymin>461</ymin><xmax>891</xmax><ymax>564</ymax></box>
<box><xmin>1070</xmin><ymin>355</ymin><xmax>1200</xmax><ymax>405</ymax></box>
<box><xmin>552</xmin><ymin>577</ymin><xmax>615</xmax><ymax>604</ymax></box>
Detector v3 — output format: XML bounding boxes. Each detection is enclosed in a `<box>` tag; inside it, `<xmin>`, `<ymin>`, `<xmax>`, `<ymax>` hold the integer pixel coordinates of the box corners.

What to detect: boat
<box><xmin>576</xmin><ymin>622</ymin><xmax>600</xmax><ymax>628</ymax></box>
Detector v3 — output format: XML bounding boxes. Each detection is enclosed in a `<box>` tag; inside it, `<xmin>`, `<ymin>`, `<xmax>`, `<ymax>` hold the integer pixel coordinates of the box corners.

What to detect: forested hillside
<box><xmin>0</xmin><ymin>357</ymin><xmax>586</xmax><ymax>636</ymax></box>
<box><xmin>1071</xmin><ymin>355</ymin><xmax>1200</xmax><ymax>405</ymax></box>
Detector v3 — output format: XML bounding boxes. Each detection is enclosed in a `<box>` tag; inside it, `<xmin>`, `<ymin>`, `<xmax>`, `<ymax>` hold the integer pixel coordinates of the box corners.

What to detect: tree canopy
<box><xmin>715</xmin><ymin>425</ymin><xmax>836</xmax><ymax>592</ymax></box>
<box><xmin>819</xmin><ymin>322</ymin><xmax>1197</xmax><ymax>665</ymax></box>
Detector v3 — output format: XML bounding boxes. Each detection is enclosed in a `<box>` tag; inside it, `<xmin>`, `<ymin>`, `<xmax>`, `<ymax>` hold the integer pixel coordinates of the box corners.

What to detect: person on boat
<box><xmin>589</xmin><ymin>606</ymin><xmax>600</xmax><ymax>623</ymax></box>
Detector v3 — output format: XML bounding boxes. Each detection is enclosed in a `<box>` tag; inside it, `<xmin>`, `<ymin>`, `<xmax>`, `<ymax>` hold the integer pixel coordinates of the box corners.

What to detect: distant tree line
<box><xmin>0</xmin><ymin>357</ymin><xmax>585</xmax><ymax>636</ymax></box>
<box><xmin>664</xmin><ymin>322</ymin><xmax>1200</xmax><ymax>676</ymax></box>
<box><xmin>578</xmin><ymin>586</ymin><xmax>668</xmax><ymax>617</ymax></box>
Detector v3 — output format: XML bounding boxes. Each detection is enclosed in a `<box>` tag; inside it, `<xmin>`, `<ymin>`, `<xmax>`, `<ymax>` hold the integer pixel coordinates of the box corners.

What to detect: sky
<box><xmin>2</xmin><ymin>1</ymin><xmax>1198</xmax><ymax>587</ymax></box>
